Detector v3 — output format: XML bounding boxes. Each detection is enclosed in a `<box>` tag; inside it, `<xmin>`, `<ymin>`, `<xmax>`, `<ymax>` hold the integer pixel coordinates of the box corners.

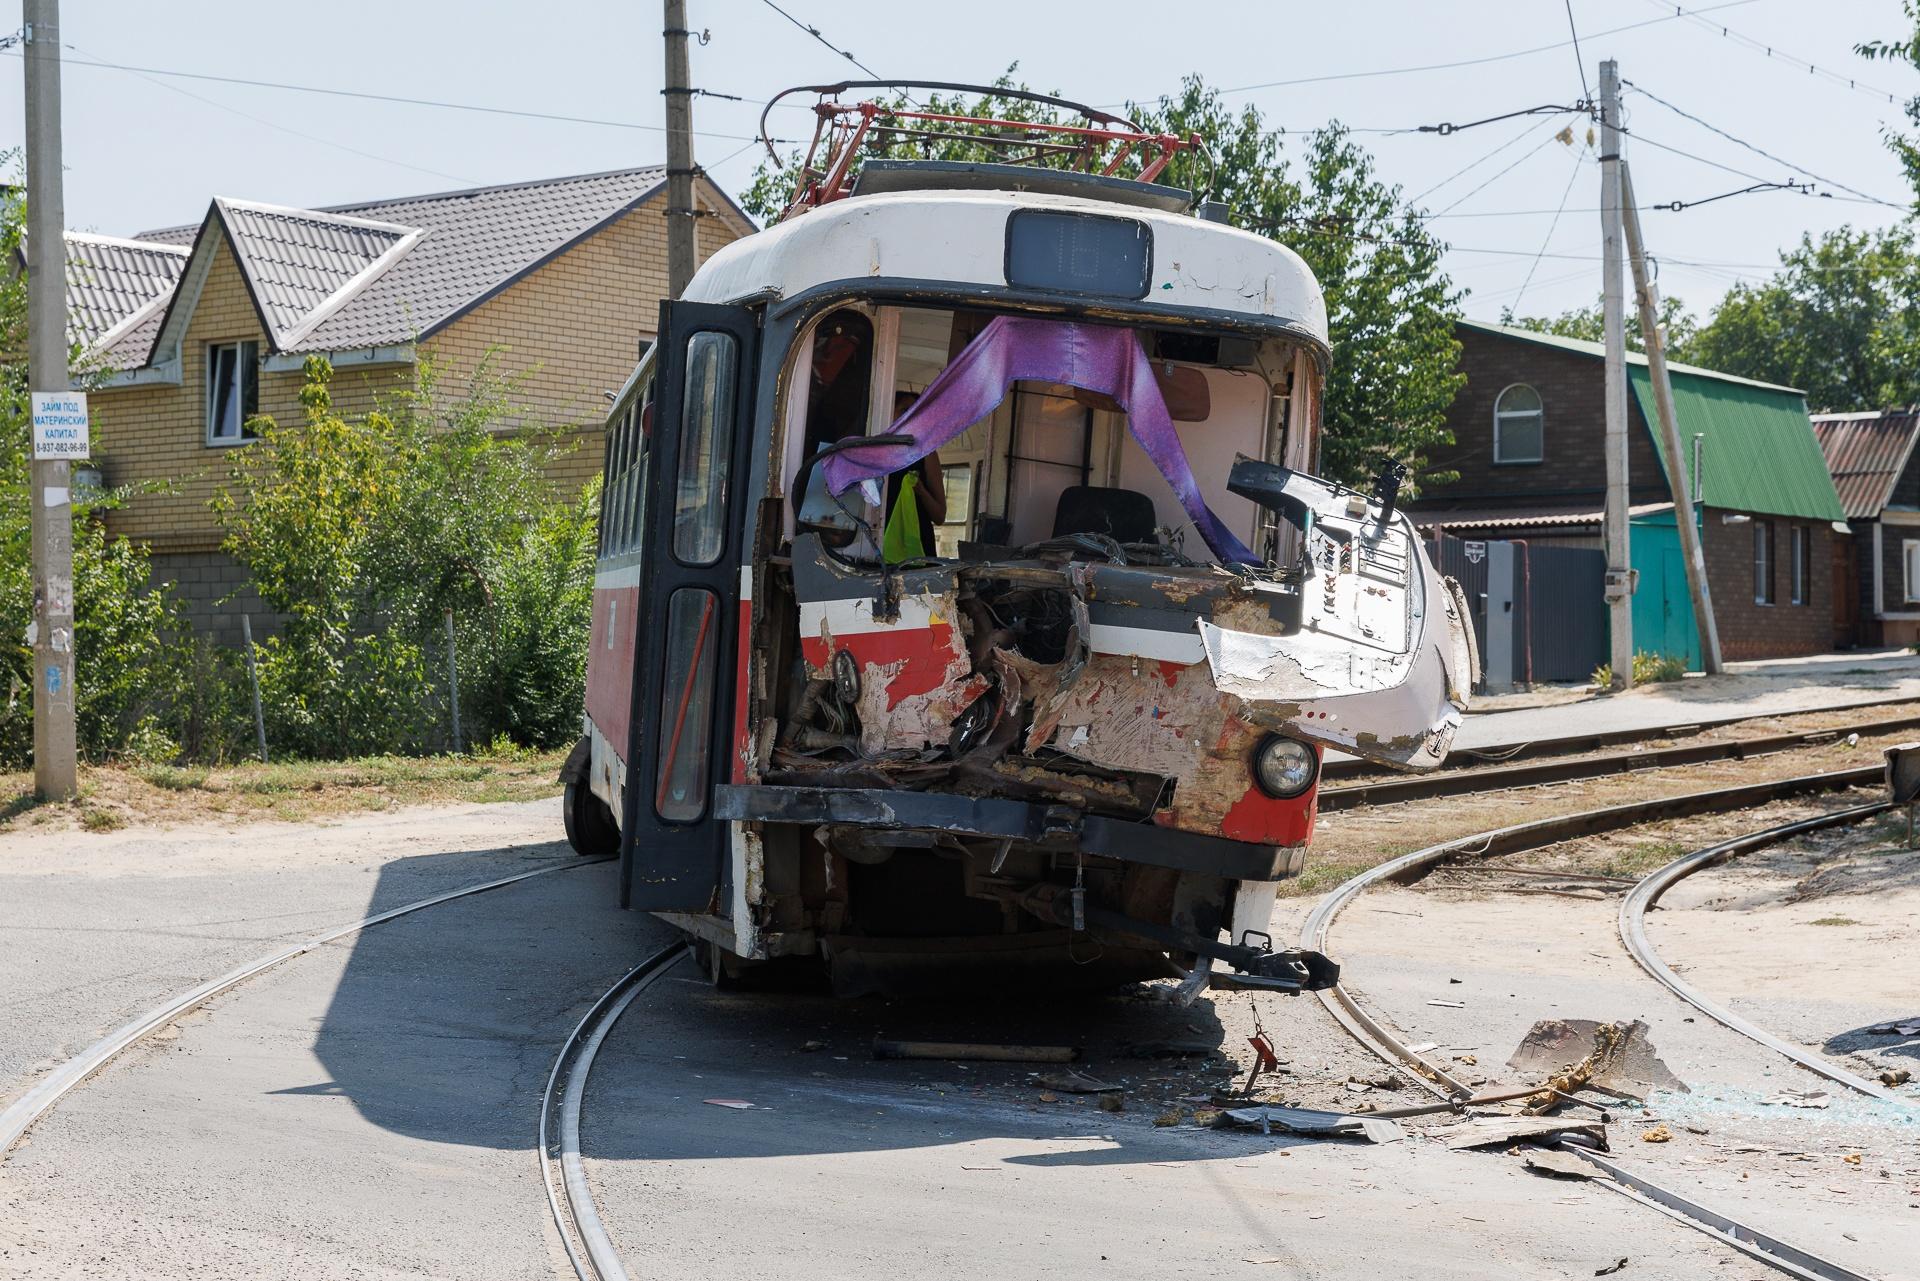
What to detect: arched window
<box><xmin>1493</xmin><ymin>384</ymin><xmax>1544</xmax><ymax>464</ymax></box>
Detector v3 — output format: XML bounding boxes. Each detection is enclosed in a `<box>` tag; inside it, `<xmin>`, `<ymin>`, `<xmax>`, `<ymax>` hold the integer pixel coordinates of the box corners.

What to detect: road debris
<box><xmin>1034</xmin><ymin>1069</ymin><xmax>1119</xmax><ymax>1094</ymax></box>
<box><xmin>1427</xmin><ymin>999</ymin><xmax>1466</xmax><ymax>1009</ymax></box>
<box><xmin>1127</xmin><ymin>1039</ymin><xmax>1215</xmax><ymax>1058</ymax></box>
<box><xmin>1155</xmin><ymin>1106</ymin><xmax>1186</xmax><ymax>1127</ymax></box>
<box><xmin>1521</xmin><ymin>1148</ymin><xmax>1610</xmax><ymax>1181</ymax></box>
<box><xmin>1878</xmin><ymin>1067</ymin><xmax>1911</xmax><ymax>1087</ymax></box>
<box><xmin>1764</xmin><ymin>1090</ymin><xmax>1832</xmax><ymax>1109</ymax></box>
<box><xmin>1219</xmin><ymin>1104</ymin><xmax>1404</xmax><ymax>1144</ymax></box>
<box><xmin>1443</xmin><ymin>1115</ymin><xmax>1609</xmax><ymax>1151</ymax></box>
<box><xmin>872</xmin><ymin>1038</ymin><xmax>1076</xmax><ymax>1063</ymax></box>
<box><xmin>1508</xmin><ymin>1018</ymin><xmax>1685</xmax><ymax>1104</ymax></box>
<box><xmin>703</xmin><ymin>1098</ymin><xmax>756</xmax><ymax>1110</ymax></box>
<box><xmin>1640</xmin><ymin>1124</ymin><xmax>1672</xmax><ymax>1143</ymax></box>
<box><xmin>1595</xmin><ymin>1257</ymin><xmax>1629</xmax><ymax>1276</ymax></box>
<box><xmin>1098</xmin><ymin>1092</ymin><xmax>1124</xmax><ymax>1113</ymax></box>
<box><xmin>1867</xmin><ymin>1021</ymin><xmax>1920</xmax><ymax>1036</ymax></box>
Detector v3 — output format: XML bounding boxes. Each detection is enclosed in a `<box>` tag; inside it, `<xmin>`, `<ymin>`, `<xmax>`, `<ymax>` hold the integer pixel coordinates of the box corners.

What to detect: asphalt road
<box><xmin>1</xmin><ymin>810</ymin><xmax>1758</xmax><ymax>1280</ymax></box>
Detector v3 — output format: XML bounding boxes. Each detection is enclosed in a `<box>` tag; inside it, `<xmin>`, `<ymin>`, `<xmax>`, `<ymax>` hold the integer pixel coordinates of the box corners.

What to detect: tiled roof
<box><xmin>1811</xmin><ymin>409</ymin><xmax>1920</xmax><ymax>520</ymax></box>
<box><xmin>213</xmin><ymin>199</ymin><xmax>419</xmax><ymax>348</ymax></box>
<box><xmin>134</xmin><ymin>167</ymin><xmax>670</xmax><ymax>355</ymax></box>
<box><xmin>63</xmin><ymin>232</ymin><xmax>187</xmax><ymax>356</ymax></box>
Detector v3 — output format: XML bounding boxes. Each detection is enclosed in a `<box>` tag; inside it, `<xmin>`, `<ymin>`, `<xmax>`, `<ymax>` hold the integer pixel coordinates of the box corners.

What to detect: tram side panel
<box><xmin>585</xmin><ymin>563</ymin><xmax>643</xmax><ymax>820</ymax></box>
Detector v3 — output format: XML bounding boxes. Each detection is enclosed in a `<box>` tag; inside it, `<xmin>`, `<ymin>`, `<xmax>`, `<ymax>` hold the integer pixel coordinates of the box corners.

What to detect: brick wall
<box><xmin>148</xmin><ymin>550</ymin><xmax>277</xmax><ymax>649</ymax></box>
<box><xmin>1700</xmin><ymin>509</ymin><xmax>1833</xmax><ymax>661</ymax></box>
<box><xmin>91</xmin><ymin>182</ymin><xmax>748</xmax><ymax>556</ymax></box>
<box><xmin>1420</xmin><ymin>326</ymin><xmax>1668</xmax><ymax>506</ymax></box>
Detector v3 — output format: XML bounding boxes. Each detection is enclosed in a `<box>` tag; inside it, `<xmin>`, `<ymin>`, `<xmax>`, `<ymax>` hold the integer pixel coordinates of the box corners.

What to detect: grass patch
<box><xmin>1810</xmin><ymin>916</ymin><xmax>1862</xmax><ymax>926</ymax></box>
<box><xmin>1591</xmin><ymin>839</ymin><xmax>1688</xmax><ymax>880</ymax></box>
<box><xmin>0</xmin><ymin>747</ymin><xmax>567</xmax><ymax>834</ymax></box>
<box><xmin>78</xmin><ymin>807</ymin><xmax>125</xmax><ymax>832</ymax></box>
<box><xmin>1283</xmin><ymin>858</ymin><xmax>1376</xmax><ymax>898</ymax></box>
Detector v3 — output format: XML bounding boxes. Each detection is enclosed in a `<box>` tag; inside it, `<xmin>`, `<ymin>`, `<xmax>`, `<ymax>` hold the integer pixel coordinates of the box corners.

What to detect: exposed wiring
<box><xmin>1623</xmin><ymin>80</ymin><xmax>1905</xmax><ymax>209</ymax></box>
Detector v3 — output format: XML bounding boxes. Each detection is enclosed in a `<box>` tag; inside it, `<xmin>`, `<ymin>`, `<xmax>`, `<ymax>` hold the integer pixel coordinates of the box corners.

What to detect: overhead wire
<box><xmin>1408</xmin><ymin>117</ymin><xmax>1560</xmax><ymax>206</ymax></box>
<box><xmin>1510</xmin><ymin>147</ymin><xmax>1588</xmax><ymax>311</ymax></box>
<box><xmin>1564</xmin><ymin>0</ymin><xmax>1595</xmax><ymax>104</ymax></box>
<box><xmin>1433</xmin><ymin>130</ymin><xmax>1571</xmax><ymax>216</ymax></box>
<box><xmin>1647</xmin><ymin>0</ymin><xmax>1906</xmax><ymax>104</ymax></box>
<box><xmin>754</xmin><ymin>0</ymin><xmax>882</xmax><ymax>79</ymax></box>
<box><xmin>1623</xmin><ymin>80</ymin><xmax>1905</xmax><ymax>208</ymax></box>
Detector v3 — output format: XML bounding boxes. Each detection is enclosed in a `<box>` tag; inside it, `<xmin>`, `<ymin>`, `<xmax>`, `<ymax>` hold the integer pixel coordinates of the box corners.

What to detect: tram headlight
<box><xmin>1251</xmin><ymin>736</ymin><xmax>1317</xmax><ymax>799</ymax></box>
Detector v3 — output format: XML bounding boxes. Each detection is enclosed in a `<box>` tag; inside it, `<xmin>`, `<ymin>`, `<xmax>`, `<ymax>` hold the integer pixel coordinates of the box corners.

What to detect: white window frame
<box><xmin>1492</xmin><ymin>383</ymin><xmax>1544</xmax><ymax>465</ymax></box>
<box><xmin>1904</xmin><ymin>538</ymin><xmax>1920</xmax><ymax>605</ymax></box>
<box><xmin>205</xmin><ymin>340</ymin><xmax>259</xmax><ymax>446</ymax></box>
<box><xmin>1753</xmin><ymin>519</ymin><xmax>1774</xmax><ymax>606</ymax></box>
<box><xmin>1790</xmin><ymin>525</ymin><xmax>1808</xmax><ymax>605</ymax></box>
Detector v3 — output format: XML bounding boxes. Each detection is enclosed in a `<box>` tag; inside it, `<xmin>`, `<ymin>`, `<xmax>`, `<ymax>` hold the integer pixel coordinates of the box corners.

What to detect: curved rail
<box><xmin>1322</xmin><ymin>710</ymin><xmax>1920</xmax><ymax>811</ymax></box>
<box><xmin>1301</xmin><ymin>765</ymin><xmax>1880</xmax><ymax>1096</ymax></box>
<box><xmin>1298</xmin><ymin>770</ymin><xmax>1892</xmax><ymax>1281</ymax></box>
<box><xmin>0</xmin><ymin>859</ymin><xmax>587</xmax><ymax>1160</ymax></box>
<box><xmin>541</xmin><ymin>944</ymin><xmax>689</xmax><ymax>1281</ymax></box>
<box><xmin>1619</xmin><ymin>802</ymin><xmax>1913</xmax><ymax>1107</ymax></box>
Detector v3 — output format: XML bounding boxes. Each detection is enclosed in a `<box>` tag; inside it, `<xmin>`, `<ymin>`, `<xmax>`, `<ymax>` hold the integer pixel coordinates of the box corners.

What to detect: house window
<box><xmin>1493</xmin><ymin>384</ymin><xmax>1544</xmax><ymax>464</ymax></box>
<box><xmin>1904</xmin><ymin>540</ymin><xmax>1920</xmax><ymax>605</ymax></box>
<box><xmin>206</xmin><ymin>341</ymin><xmax>259</xmax><ymax>444</ymax></box>
<box><xmin>1752</xmin><ymin>519</ymin><xmax>1774</xmax><ymax>605</ymax></box>
<box><xmin>1790</xmin><ymin>525</ymin><xmax>1808</xmax><ymax>605</ymax></box>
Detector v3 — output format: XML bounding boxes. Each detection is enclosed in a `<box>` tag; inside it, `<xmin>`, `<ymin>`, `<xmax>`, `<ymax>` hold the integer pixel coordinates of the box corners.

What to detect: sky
<box><xmin>1</xmin><ymin>0</ymin><xmax>1914</xmax><ymax>324</ymax></box>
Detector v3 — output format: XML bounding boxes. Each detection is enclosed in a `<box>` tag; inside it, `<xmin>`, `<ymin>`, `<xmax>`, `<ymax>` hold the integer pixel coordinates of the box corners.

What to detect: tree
<box><xmin>1857</xmin><ymin>1</ymin><xmax>1920</xmax><ymax>209</ymax></box>
<box><xmin>1686</xmin><ymin>225</ymin><xmax>1920</xmax><ymax>411</ymax></box>
<box><xmin>1501</xmin><ymin>294</ymin><xmax>1699</xmax><ymax>355</ymax></box>
<box><xmin>742</xmin><ymin>74</ymin><xmax>1465</xmax><ymax>492</ymax></box>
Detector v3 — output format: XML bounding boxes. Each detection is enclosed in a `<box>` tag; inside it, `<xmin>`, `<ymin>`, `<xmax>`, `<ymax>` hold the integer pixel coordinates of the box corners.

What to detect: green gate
<box><xmin>1629</xmin><ymin>512</ymin><xmax>1702</xmax><ymax>671</ymax></box>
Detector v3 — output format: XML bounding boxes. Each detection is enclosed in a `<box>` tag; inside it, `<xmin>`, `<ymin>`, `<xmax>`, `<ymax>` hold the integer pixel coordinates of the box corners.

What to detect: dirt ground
<box><xmin>0</xmin><ymin>747</ymin><xmax>568</xmax><ymax>834</ymax></box>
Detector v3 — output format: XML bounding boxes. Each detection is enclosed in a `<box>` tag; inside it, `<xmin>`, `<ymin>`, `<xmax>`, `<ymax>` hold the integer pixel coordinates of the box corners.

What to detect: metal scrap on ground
<box><xmin>1218</xmin><ymin>1105</ymin><xmax>1405</xmax><ymax>1144</ymax></box>
<box><xmin>1507</xmin><ymin>1018</ymin><xmax>1686</xmax><ymax>1103</ymax></box>
<box><xmin>1442</xmin><ymin>1115</ymin><xmax>1610</xmax><ymax>1151</ymax></box>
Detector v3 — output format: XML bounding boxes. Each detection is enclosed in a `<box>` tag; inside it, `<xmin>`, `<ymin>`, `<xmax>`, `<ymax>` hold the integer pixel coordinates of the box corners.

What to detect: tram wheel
<box><xmin>562</xmin><ymin>779</ymin><xmax>619</xmax><ymax>857</ymax></box>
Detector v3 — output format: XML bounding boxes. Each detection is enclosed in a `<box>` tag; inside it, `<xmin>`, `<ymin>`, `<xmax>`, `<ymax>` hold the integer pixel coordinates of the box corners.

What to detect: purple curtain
<box><xmin>821</xmin><ymin>316</ymin><xmax>1258</xmax><ymax>564</ymax></box>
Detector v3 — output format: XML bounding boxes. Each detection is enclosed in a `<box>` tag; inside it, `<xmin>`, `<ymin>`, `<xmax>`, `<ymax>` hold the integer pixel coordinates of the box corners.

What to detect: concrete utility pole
<box><xmin>25</xmin><ymin>0</ymin><xmax>77</xmax><ymax>799</ymax></box>
<box><xmin>1621</xmin><ymin>161</ymin><xmax>1724</xmax><ymax>675</ymax></box>
<box><xmin>1598</xmin><ymin>59</ymin><xmax>1634</xmax><ymax>690</ymax></box>
<box><xmin>662</xmin><ymin>0</ymin><xmax>697</xmax><ymax>299</ymax></box>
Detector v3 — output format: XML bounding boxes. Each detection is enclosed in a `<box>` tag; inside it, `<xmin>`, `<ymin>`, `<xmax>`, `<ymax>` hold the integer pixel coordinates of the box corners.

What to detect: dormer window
<box><xmin>207</xmin><ymin>340</ymin><xmax>259</xmax><ymax>445</ymax></box>
<box><xmin>1493</xmin><ymin>383</ymin><xmax>1543</xmax><ymax>464</ymax></box>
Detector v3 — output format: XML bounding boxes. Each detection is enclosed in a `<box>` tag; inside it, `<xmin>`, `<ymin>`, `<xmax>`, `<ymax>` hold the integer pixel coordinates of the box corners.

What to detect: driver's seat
<box><xmin>1051</xmin><ymin>485</ymin><xmax>1159</xmax><ymax>544</ymax></box>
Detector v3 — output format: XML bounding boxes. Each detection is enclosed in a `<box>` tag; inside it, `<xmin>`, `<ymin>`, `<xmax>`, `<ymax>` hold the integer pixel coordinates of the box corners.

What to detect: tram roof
<box><xmin>681</xmin><ymin>186</ymin><xmax>1329</xmax><ymax>350</ymax></box>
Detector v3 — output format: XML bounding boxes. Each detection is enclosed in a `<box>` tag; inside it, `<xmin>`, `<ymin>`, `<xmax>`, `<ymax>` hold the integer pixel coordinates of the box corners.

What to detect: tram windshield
<box><xmin>789</xmin><ymin>304</ymin><xmax>1299</xmax><ymax>567</ymax></box>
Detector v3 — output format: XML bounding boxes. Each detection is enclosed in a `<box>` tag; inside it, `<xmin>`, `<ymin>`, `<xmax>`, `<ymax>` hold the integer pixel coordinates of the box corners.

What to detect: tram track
<box><xmin>0</xmin><ymin>858</ymin><xmax>592</xmax><ymax>1162</ymax></box>
<box><xmin>539</xmin><ymin>943</ymin><xmax>689</xmax><ymax>1281</ymax></box>
<box><xmin>1296</xmin><ymin>767</ymin><xmax>1903</xmax><ymax>1281</ymax></box>
<box><xmin>1320</xmin><ymin>709</ymin><xmax>1920</xmax><ymax>811</ymax></box>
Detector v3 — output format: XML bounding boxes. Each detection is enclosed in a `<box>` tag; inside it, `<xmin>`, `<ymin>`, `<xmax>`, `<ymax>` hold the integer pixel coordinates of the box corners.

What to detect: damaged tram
<box><xmin>561</xmin><ymin>86</ymin><xmax>1476</xmax><ymax>994</ymax></box>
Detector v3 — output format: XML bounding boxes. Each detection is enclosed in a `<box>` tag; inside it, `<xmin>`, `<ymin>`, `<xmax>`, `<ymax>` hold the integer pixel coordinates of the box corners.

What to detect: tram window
<box><xmin>673</xmin><ymin>331</ymin><xmax>737</xmax><ymax>565</ymax></box>
<box><xmin>654</xmin><ymin>586</ymin><xmax>720</xmax><ymax>823</ymax></box>
<box><xmin>625</xmin><ymin>372</ymin><xmax>657</xmax><ymax>554</ymax></box>
<box><xmin>598</xmin><ymin>406</ymin><xmax>628</xmax><ymax>557</ymax></box>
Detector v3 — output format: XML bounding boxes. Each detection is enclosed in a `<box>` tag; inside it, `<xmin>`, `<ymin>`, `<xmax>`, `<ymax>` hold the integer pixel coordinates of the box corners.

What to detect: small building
<box><xmin>1811</xmin><ymin>408</ymin><xmax>1920</xmax><ymax>648</ymax></box>
<box><xmin>1410</xmin><ymin>320</ymin><xmax>1849</xmax><ymax>677</ymax></box>
<box><xmin>59</xmin><ymin>167</ymin><xmax>754</xmax><ymax>642</ymax></box>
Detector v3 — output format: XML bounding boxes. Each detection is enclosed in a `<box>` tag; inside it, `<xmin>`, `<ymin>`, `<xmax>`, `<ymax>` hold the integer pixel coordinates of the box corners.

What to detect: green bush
<box><xmin>1592</xmin><ymin>651</ymin><xmax>1691</xmax><ymax>689</ymax></box>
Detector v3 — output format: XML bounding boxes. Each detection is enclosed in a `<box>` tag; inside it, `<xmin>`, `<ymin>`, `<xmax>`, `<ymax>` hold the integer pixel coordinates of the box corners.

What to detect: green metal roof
<box><xmin>1628</xmin><ymin>366</ymin><xmax>1845</xmax><ymax>523</ymax></box>
<box><xmin>1457</xmin><ymin>319</ymin><xmax>1843</xmax><ymax>523</ymax></box>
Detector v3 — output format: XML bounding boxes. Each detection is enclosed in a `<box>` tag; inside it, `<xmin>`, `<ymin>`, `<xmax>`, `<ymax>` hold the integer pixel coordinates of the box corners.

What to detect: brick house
<box><xmin>1811</xmin><ymin>409</ymin><xmax>1920</xmax><ymax>648</ymax></box>
<box><xmin>1410</xmin><ymin>320</ymin><xmax>1850</xmax><ymax>666</ymax></box>
<box><xmin>62</xmin><ymin>167</ymin><xmax>754</xmax><ymax>642</ymax></box>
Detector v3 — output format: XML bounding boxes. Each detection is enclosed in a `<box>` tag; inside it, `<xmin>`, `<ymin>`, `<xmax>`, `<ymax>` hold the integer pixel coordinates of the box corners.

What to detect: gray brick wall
<box><xmin>149</xmin><ymin>551</ymin><xmax>283</xmax><ymax>649</ymax></box>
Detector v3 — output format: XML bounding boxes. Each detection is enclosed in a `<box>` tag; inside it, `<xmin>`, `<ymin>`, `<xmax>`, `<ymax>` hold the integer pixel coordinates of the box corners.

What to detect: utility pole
<box><xmin>1621</xmin><ymin>161</ymin><xmax>1724</xmax><ymax>674</ymax></box>
<box><xmin>1598</xmin><ymin>59</ymin><xmax>1634</xmax><ymax>690</ymax></box>
<box><xmin>662</xmin><ymin>0</ymin><xmax>697</xmax><ymax>299</ymax></box>
<box><xmin>25</xmin><ymin>0</ymin><xmax>77</xmax><ymax>799</ymax></box>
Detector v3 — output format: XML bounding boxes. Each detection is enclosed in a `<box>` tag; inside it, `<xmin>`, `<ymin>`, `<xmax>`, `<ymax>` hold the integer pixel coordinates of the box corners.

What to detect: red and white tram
<box><xmin>561</xmin><ymin>87</ymin><xmax>1475</xmax><ymax>993</ymax></box>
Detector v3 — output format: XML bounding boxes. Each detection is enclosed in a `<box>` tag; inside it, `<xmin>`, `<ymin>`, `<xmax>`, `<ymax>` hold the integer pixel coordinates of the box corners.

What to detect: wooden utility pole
<box><xmin>662</xmin><ymin>0</ymin><xmax>697</xmax><ymax>299</ymax></box>
<box><xmin>1598</xmin><ymin>59</ymin><xmax>1634</xmax><ymax>690</ymax></box>
<box><xmin>1621</xmin><ymin>161</ymin><xmax>1724</xmax><ymax>674</ymax></box>
<box><xmin>25</xmin><ymin>0</ymin><xmax>77</xmax><ymax>799</ymax></box>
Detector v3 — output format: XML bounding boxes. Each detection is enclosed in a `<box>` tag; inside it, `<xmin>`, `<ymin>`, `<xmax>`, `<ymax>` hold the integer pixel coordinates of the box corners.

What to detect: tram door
<box><xmin>619</xmin><ymin>301</ymin><xmax>760</xmax><ymax>911</ymax></box>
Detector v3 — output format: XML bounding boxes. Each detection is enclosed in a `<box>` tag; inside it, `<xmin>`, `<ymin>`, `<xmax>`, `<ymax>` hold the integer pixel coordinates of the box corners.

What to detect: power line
<box><xmin>1564</xmin><ymin>0</ymin><xmax>1594</xmax><ymax>104</ymax></box>
<box><xmin>66</xmin><ymin>41</ymin><xmax>470</xmax><ymax>185</ymax></box>
<box><xmin>1408</xmin><ymin>117</ymin><xmax>1557</xmax><ymax>206</ymax></box>
<box><xmin>1511</xmin><ymin>149</ymin><xmax>1587</xmax><ymax>310</ymax></box>
<box><xmin>755</xmin><ymin>0</ymin><xmax>881</xmax><ymax>79</ymax></box>
<box><xmin>1648</xmin><ymin>0</ymin><xmax>1906</xmax><ymax>105</ymax></box>
<box><xmin>1198</xmin><ymin>0</ymin><xmax>1760</xmax><ymax>97</ymax></box>
<box><xmin>1623</xmin><ymin>80</ymin><xmax>1905</xmax><ymax>208</ymax></box>
<box><xmin>1434</xmin><ymin>130</ymin><xmax>1570</xmax><ymax>215</ymax></box>
<box><xmin>2</xmin><ymin>49</ymin><xmax>793</xmax><ymax>145</ymax></box>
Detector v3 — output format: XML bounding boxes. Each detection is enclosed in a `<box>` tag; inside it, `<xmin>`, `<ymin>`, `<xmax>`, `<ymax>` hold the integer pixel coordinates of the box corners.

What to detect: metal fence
<box><xmin>1430</xmin><ymin>534</ymin><xmax>1607</xmax><ymax>690</ymax></box>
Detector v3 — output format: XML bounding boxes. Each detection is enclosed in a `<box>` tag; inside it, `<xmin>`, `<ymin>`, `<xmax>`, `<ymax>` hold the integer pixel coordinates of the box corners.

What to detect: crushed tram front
<box><xmin>562</xmin><ymin>108</ymin><xmax>1475</xmax><ymax>996</ymax></box>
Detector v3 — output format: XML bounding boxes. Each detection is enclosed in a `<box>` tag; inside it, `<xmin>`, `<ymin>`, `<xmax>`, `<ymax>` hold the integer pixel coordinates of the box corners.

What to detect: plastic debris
<box><xmin>1764</xmin><ymin>1090</ymin><xmax>1831</xmax><ymax>1109</ymax></box>
<box><xmin>1220</xmin><ymin>1104</ymin><xmax>1404</xmax><ymax>1144</ymax></box>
